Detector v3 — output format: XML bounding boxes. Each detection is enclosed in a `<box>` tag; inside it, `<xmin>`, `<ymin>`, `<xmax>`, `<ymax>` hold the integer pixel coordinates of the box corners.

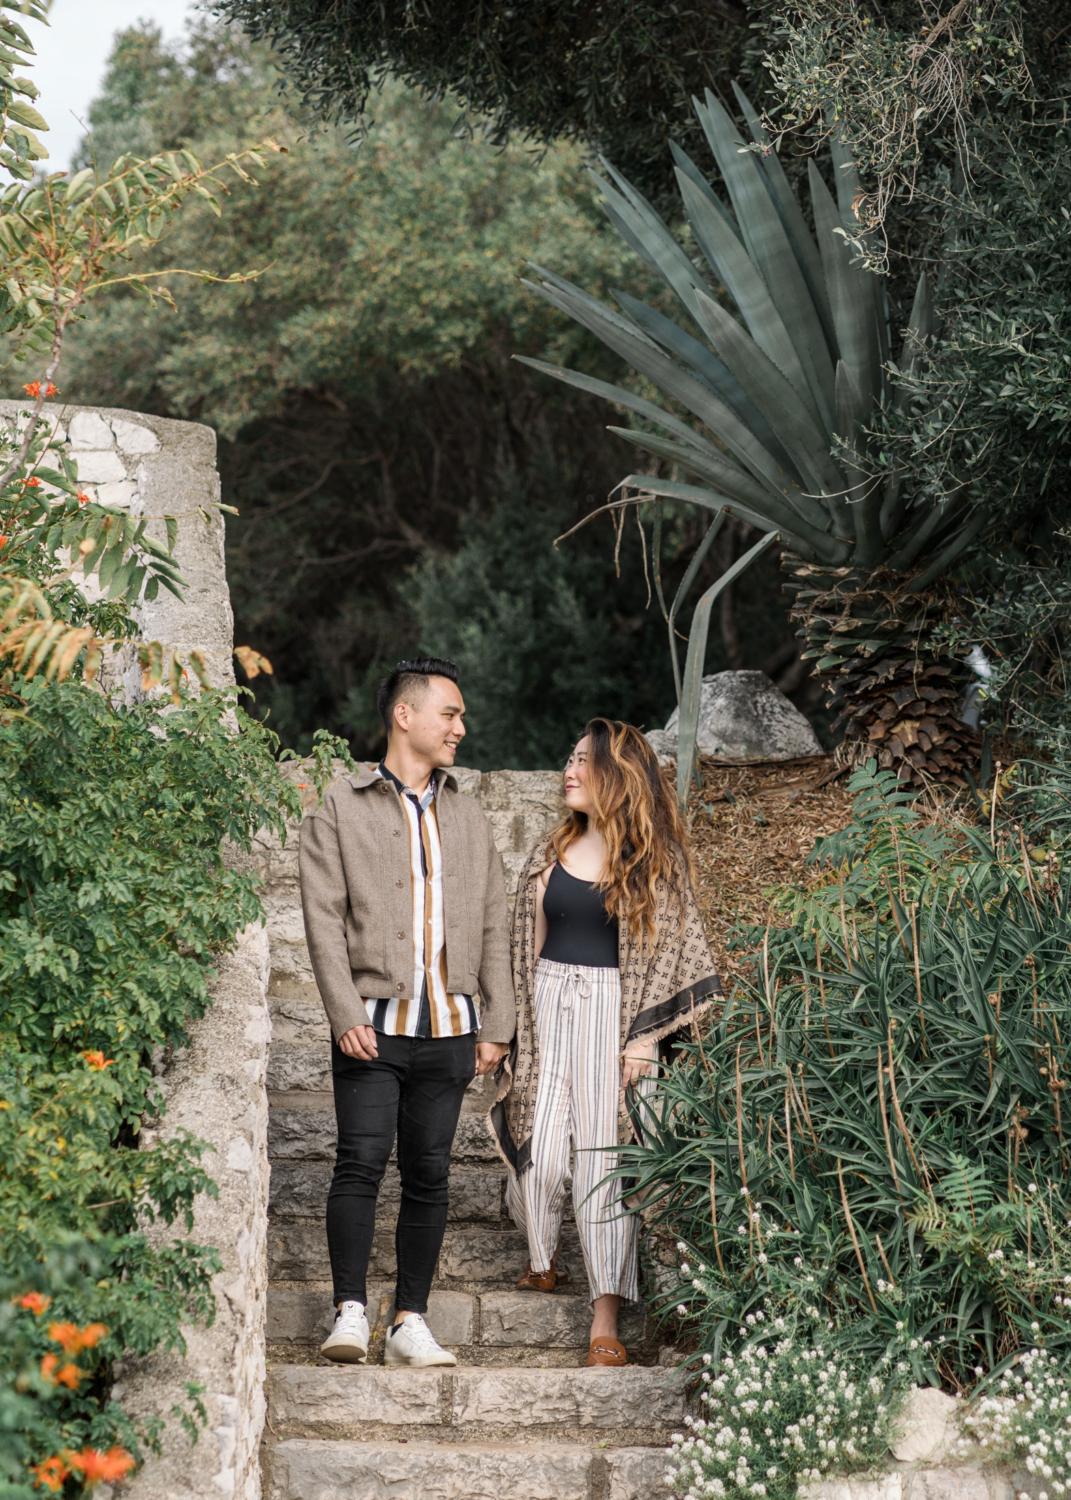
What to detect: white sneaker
<box><xmin>320</xmin><ymin>1300</ymin><xmax>370</xmax><ymax>1364</ymax></box>
<box><xmin>383</xmin><ymin>1313</ymin><xmax>457</xmax><ymax>1368</ymax></box>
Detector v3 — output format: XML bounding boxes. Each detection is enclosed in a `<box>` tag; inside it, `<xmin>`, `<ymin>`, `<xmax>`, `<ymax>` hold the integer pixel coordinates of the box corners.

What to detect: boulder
<box><xmin>649</xmin><ymin>670</ymin><xmax>821</xmax><ymax>760</ymax></box>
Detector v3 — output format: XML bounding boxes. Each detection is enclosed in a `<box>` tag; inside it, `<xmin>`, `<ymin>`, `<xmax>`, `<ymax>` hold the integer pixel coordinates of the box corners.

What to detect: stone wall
<box><xmin>0</xmin><ymin>399</ymin><xmax>234</xmax><ymax>698</ymax></box>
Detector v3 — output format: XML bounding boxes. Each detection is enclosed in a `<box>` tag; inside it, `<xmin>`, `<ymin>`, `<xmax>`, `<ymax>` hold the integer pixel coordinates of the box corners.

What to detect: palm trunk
<box><xmin>785</xmin><ymin>557</ymin><xmax>981</xmax><ymax>784</ymax></box>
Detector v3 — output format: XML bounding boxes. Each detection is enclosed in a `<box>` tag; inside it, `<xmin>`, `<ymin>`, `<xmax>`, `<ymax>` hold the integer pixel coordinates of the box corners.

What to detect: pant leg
<box><xmin>394</xmin><ymin>1030</ymin><xmax>476</xmax><ymax>1314</ymax></box>
<box><xmin>505</xmin><ymin>959</ymin><xmax>574</xmax><ymax>1274</ymax></box>
<box><xmin>569</xmin><ymin>966</ymin><xmax>641</xmax><ymax>1304</ymax></box>
<box><xmin>326</xmin><ymin>1033</ymin><xmax>407</xmax><ymax>1306</ymax></box>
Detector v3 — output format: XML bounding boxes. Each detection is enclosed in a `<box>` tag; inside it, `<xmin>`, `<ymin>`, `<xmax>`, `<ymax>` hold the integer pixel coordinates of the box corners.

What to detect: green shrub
<box><xmin>0</xmin><ymin>678</ymin><xmax>298</xmax><ymax>1492</ymax></box>
<box><xmin>624</xmin><ymin>762</ymin><xmax>1071</xmax><ymax>1391</ymax></box>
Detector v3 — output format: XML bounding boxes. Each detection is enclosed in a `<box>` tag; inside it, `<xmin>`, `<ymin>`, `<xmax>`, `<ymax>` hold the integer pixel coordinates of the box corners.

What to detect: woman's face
<box><xmin>564</xmin><ymin>735</ymin><xmax>596</xmax><ymax>817</ymax></box>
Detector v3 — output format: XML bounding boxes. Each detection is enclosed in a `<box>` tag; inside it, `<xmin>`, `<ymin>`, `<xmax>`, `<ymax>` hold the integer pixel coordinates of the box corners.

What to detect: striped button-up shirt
<box><xmin>366</xmin><ymin>763</ymin><xmax>478</xmax><ymax>1039</ymax></box>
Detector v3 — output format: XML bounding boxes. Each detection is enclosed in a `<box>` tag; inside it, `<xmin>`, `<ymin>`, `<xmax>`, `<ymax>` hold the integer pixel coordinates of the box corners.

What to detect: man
<box><xmin>299</xmin><ymin>656</ymin><xmax>513</xmax><ymax>1368</ymax></box>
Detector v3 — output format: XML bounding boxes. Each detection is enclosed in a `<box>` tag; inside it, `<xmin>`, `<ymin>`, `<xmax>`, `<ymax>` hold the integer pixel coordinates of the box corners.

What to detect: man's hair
<box><xmin>376</xmin><ymin>657</ymin><xmax>460</xmax><ymax>737</ymax></box>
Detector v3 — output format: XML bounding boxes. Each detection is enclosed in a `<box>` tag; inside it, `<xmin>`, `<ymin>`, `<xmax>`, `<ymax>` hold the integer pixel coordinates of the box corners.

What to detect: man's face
<box><xmin>395</xmin><ymin>676</ymin><xmax>467</xmax><ymax>766</ymax></box>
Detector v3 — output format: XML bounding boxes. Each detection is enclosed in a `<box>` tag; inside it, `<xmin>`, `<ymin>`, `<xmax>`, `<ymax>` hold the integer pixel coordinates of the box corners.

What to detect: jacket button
<box><xmin>397</xmin><ymin>931</ymin><xmax>405</xmax><ymax>940</ymax></box>
<box><xmin>393</xmin><ymin>829</ymin><xmax>401</xmax><ymax>837</ymax></box>
<box><xmin>395</xmin><ymin>879</ymin><xmax>403</xmax><ymax>888</ymax></box>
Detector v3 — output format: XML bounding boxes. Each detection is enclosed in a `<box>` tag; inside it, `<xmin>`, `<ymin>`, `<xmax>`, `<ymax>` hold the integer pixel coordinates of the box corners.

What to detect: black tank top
<box><xmin>539</xmin><ymin>862</ymin><xmax>620</xmax><ymax>969</ymax></box>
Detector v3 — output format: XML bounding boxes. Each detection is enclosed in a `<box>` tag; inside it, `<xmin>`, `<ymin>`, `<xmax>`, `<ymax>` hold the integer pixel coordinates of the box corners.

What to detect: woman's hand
<box><xmin>621</xmin><ymin>1040</ymin><xmax>658</xmax><ymax>1090</ymax></box>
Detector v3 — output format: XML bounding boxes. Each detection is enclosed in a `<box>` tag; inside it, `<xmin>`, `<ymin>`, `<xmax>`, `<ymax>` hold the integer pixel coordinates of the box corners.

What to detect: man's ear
<box><xmin>393</xmin><ymin>699</ymin><xmax>410</xmax><ymax>734</ymax></box>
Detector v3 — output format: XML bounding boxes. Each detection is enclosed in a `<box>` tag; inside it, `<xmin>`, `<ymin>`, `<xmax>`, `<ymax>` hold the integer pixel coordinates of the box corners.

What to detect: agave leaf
<box><xmin>607</xmin><ymin>456</ymin><xmax>843</xmax><ymax>563</ymax></box>
<box><xmin>675</xmin><ymin>168</ymin><xmax>818</xmax><ymax>428</ymax></box>
<box><xmin>591</xmin><ymin>166</ymin><xmax>716</xmax><ymax>332</ymax></box>
<box><xmin>731</xmin><ymin>81</ymin><xmax>837</xmax><ymax>356</ymax></box>
<box><xmin>809</xmin><ymin>160</ymin><xmax>880</xmax><ymax>414</ymax></box>
<box><xmin>668</xmin><ymin>141</ymin><xmax>743</xmax><ymax>244</ymax></box>
<box><xmin>892</xmin><ymin>271</ymin><xmax>934</xmax><ymax>412</ymax></box>
<box><xmin>613</xmin><ymin>288</ymin><xmax>798</xmax><ymax>477</ymax></box>
<box><xmin>677</xmin><ymin>528</ymin><xmax>781</xmax><ymax>808</ymax></box>
<box><xmin>527</xmin><ymin>262</ymin><xmax>661</xmax><ymax>352</ymax></box>
<box><xmin>695</xmin><ymin>90</ymin><xmax>836</xmax><ymax>436</ymax></box>
<box><xmin>835</xmin><ymin>360</ymin><xmax>883</xmax><ymax>568</ymax></box>
<box><xmin>514</xmin><ymin>354</ymin><xmax>735</xmax><ymax>468</ymax></box>
<box><xmin>826</xmin><ymin>134</ymin><xmax>889</xmax><ymax>371</ymax></box>
<box><xmin>889</xmin><ymin>493</ymin><xmax>970</xmax><ymax>573</ymax></box>
<box><xmin>524</xmin><ymin>274</ymin><xmax>818</xmax><ymax>513</ymax></box>
<box><xmin>693</xmin><ymin>285</ymin><xmax>849</xmax><ymax>508</ymax></box>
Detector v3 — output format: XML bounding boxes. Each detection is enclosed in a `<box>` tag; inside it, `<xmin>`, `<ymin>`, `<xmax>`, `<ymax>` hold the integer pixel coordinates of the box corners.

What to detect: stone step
<box><xmin>268</xmin><ymin>1285</ymin><xmax>645</xmax><ymax>1350</ymax></box>
<box><xmin>267</xmin><ymin>1438</ymin><xmax>667</xmax><ymax>1500</ymax></box>
<box><xmin>269</xmin><ymin>1221</ymin><xmax>583</xmax><ymax>1285</ymax></box>
<box><xmin>269</xmin><ymin>1161</ymin><xmax>504</xmax><ymax>1221</ymax></box>
<box><xmin>268</xmin><ymin>1105</ymin><xmax>501</xmax><ymax>1163</ymax></box>
<box><xmin>269</xmin><ymin>1363</ymin><xmax>688</xmax><ymax>1433</ymax></box>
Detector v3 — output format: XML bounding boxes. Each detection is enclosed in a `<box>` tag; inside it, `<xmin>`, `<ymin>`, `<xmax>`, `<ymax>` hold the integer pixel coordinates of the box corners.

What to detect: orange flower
<box><xmin>77</xmin><ymin>491</ymin><xmax>89</xmax><ymax>507</ymax></box>
<box><xmin>40</xmin><ymin>1353</ymin><xmax>82</xmax><ymax>1388</ymax></box>
<box><xmin>31</xmin><ymin>1455</ymin><xmax>68</xmax><ymax>1492</ymax></box>
<box><xmin>23</xmin><ymin>381</ymin><xmax>58</xmax><ymax>398</ymax></box>
<box><xmin>21</xmin><ymin>476</ymin><xmax>40</xmax><ymax>488</ymax></box>
<box><xmin>81</xmin><ymin>1050</ymin><xmax>112</xmax><ymax>1070</ymax></box>
<box><xmin>17</xmin><ymin>1291</ymin><xmax>51</xmax><ymax>1315</ymax></box>
<box><xmin>48</xmin><ymin>1320</ymin><xmax>107</xmax><ymax>1355</ymax></box>
<box><xmin>66</xmin><ymin>1448</ymin><xmax>135</xmax><ymax>1486</ymax></box>
<box><xmin>0</xmin><ymin>536</ymin><xmax>7</xmax><ymax>549</ymax></box>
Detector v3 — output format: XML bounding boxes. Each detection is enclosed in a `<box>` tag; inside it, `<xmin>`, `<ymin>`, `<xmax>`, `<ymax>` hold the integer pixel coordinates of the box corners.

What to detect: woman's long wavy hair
<box><xmin>547</xmin><ymin>718</ymin><xmax>692</xmax><ymax>943</ymax></box>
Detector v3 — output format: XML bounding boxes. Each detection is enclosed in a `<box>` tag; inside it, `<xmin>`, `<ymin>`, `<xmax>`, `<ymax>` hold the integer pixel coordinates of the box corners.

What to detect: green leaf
<box><xmin>809</xmin><ymin>160</ymin><xmax>880</xmax><ymax>414</ymax></box>
<box><xmin>677</xmin><ymin>528</ymin><xmax>780</xmax><ymax>808</ymax></box>
<box><xmin>5</xmin><ymin>98</ymin><xmax>47</xmax><ymax>131</ymax></box>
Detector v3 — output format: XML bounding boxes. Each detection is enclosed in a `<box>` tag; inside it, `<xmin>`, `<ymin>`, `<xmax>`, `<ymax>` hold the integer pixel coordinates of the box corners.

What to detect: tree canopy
<box><xmin>209</xmin><ymin>0</ymin><xmax>759</xmax><ymax>205</ymax></box>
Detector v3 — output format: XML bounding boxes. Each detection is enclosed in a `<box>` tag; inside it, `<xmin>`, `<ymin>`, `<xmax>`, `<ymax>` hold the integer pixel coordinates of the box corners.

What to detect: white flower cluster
<box><xmin>954</xmin><ymin>1347</ymin><xmax>1071</xmax><ymax>1500</ymax></box>
<box><xmin>666</xmin><ymin>1324</ymin><xmax>901</xmax><ymax>1500</ymax></box>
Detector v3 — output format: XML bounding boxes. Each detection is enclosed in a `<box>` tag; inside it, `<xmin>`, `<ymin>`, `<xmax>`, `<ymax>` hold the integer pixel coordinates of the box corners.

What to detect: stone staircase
<box><xmin>256</xmin><ymin>766</ymin><xmax>686</xmax><ymax>1499</ymax></box>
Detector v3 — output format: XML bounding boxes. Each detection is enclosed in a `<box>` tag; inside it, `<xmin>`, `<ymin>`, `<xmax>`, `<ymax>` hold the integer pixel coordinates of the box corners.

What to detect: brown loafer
<box><xmin>516</xmin><ymin>1256</ymin><xmax>558</xmax><ymax>1292</ymax></box>
<box><xmin>586</xmin><ymin>1337</ymin><xmax>627</xmax><ymax>1367</ymax></box>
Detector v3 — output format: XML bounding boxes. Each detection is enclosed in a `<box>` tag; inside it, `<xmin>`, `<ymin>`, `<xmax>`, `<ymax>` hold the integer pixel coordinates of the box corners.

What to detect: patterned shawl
<box><xmin>488</xmin><ymin>835</ymin><xmax>722</xmax><ymax>1176</ymax></box>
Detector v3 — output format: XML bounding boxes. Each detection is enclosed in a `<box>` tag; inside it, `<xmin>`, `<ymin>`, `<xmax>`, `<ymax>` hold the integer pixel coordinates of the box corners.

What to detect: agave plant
<box><xmin>520</xmin><ymin>86</ymin><xmax>986</xmax><ymax>785</ymax></box>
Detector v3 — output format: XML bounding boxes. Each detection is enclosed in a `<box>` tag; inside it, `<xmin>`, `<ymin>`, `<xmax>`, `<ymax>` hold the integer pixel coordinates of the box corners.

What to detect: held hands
<box><xmin>621</xmin><ymin>1040</ymin><xmax>658</xmax><ymax>1090</ymax></box>
<box><xmin>475</xmin><ymin>1041</ymin><xmax>509</xmax><ymax>1077</ymax></box>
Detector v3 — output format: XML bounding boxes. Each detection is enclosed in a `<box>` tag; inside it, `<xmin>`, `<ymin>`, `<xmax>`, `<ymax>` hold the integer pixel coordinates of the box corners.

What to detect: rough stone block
<box><xmin>74</xmin><ymin>449</ymin><xmax>127</xmax><ymax>483</ymax></box>
<box><xmin>268</xmin><ymin>1366</ymin><xmax>442</xmax><ymax>1427</ymax></box>
<box><xmin>907</xmin><ymin>1471</ymin><xmax>990</xmax><ymax>1500</ymax></box>
<box><xmin>451</xmin><ymin>1367</ymin><xmax>687</xmax><ymax>1428</ymax></box>
<box><xmin>437</xmin><ymin>1227</ymin><xmax>532</xmax><ymax>1282</ymax></box>
<box><xmin>655</xmin><ymin>669</ymin><xmax>821</xmax><ymax>759</ymax></box>
<box><xmin>269</xmin><ymin>1106</ymin><xmax>336</xmax><ymax>1161</ymax></box>
<box><xmin>95</xmin><ymin>479</ymin><xmax>138</xmax><ymax>508</ymax></box>
<box><xmin>452</xmin><ymin>1114</ymin><xmax>500</xmax><ymax>1162</ymax></box>
<box><xmin>110</xmin><ymin>416</ymin><xmax>160</xmax><ymax>453</ymax></box>
<box><xmin>607</xmin><ymin>1446</ymin><xmax>673</xmax><ymax>1499</ymax></box>
<box><xmin>478</xmin><ymin>1292</ymin><xmax>644</xmax><ymax>1347</ymax></box>
<box><xmin>800</xmin><ymin>1475</ymin><xmax>902</xmax><ymax>1500</ymax></box>
<box><xmin>68</xmin><ymin>410</ymin><xmax>114</xmax><ymax>448</ymax></box>
<box><xmin>268</xmin><ymin>1439</ymin><xmax>594</xmax><ymax>1500</ymax></box>
<box><xmin>268</xmin><ymin>1044</ymin><xmax>331</xmax><ymax>1093</ymax></box>
<box><xmin>269</xmin><ymin>995</ymin><xmax>330</xmax><ymax>1044</ymax></box>
<box><xmin>892</xmin><ymin>1387</ymin><xmax>959</xmax><ymax>1465</ymax></box>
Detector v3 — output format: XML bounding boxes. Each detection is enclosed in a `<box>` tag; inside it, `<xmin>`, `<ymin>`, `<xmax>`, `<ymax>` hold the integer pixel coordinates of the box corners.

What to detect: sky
<box><xmin>23</xmin><ymin>0</ymin><xmax>201</xmax><ymax>172</ymax></box>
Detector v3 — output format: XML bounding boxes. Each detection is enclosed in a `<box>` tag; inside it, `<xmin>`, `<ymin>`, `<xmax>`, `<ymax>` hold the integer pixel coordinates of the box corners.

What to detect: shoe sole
<box><xmin>320</xmin><ymin>1339</ymin><xmax>369</xmax><ymax>1364</ymax></box>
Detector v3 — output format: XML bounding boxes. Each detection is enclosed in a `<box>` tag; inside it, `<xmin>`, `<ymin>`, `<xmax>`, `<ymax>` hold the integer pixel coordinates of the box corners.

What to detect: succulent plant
<box><xmin>520</xmin><ymin>85</ymin><xmax>985</xmax><ymax>785</ymax></box>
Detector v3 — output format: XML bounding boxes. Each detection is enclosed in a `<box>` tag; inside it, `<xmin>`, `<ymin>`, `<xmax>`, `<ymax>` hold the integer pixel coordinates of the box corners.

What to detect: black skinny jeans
<box><xmin>327</xmin><ymin>1030</ymin><xmax>476</xmax><ymax>1314</ymax></box>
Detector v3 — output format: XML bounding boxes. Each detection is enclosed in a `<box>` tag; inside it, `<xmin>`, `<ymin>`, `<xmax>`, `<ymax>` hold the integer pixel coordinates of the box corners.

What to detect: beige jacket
<box><xmin>299</xmin><ymin>766</ymin><xmax>515</xmax><ymax>1044</ymax></box>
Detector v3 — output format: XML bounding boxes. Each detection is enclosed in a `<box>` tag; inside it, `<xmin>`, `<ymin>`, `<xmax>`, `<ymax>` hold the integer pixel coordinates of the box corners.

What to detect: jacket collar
<box><xmin>348</xmin><ymin>764</ymin><xmax>458</xmax><ymax>795</ymax></box>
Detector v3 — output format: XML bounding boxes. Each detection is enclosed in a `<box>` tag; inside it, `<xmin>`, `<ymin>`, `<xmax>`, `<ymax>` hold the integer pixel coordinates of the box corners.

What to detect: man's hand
<box><xmin>621</xmin><ymin>1040</ymin><xmax>658</xmax><ymax>1090</ymax></box>
<box><xmin>338</xmin><ymin>1024</ymin><xmax>378</xmax><ymax>1060</ymax></box>
<box><xmin>475</xmin><ymin>1041</ymin><xmax>509</xmax><ymax>1077</ymax></box>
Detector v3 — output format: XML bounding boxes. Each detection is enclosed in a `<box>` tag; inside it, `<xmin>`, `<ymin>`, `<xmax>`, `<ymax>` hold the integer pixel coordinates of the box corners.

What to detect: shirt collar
<box><xmin>376</xmin><ymin>761</ymin><xmax>437</xmax><ymax>810</ymax></box>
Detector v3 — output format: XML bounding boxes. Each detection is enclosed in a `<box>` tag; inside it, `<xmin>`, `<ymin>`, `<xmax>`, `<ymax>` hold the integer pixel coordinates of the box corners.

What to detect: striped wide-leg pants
<box><xmin>505</xmin><ymin>958</ymin><xmax>643</xmax><ymax>1303</ymax></box>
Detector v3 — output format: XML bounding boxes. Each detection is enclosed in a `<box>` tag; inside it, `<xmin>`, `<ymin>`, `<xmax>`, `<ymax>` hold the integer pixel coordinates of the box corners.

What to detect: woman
<box><xmin>489</xmin><ymin>718</ymin><xmax>721</xmax><ymax>1367</ymax></box>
